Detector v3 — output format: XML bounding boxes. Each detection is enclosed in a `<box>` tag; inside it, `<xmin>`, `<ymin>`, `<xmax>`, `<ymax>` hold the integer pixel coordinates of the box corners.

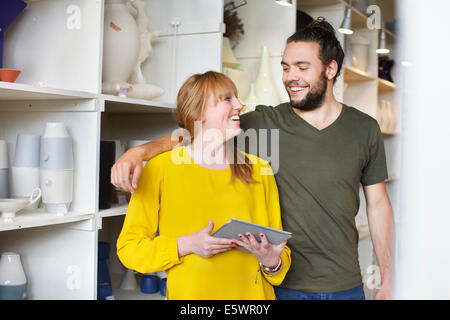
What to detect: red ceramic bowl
<box><xmin>0</xmin><ymin>69</ymin><xmax>21</xmax><ymax>83</ymax></box>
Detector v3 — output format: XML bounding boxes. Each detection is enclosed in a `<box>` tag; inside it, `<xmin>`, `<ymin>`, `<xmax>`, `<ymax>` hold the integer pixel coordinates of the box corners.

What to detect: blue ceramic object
<box><xmin>160</xmin><ymin>278</ymin><xmax>167</xmax><ymax>297</ymax></box>
<box><xmin>0</xmin><ymin>0</ymin><xmax>27</xmax><ymax>68</ymax></box>
<box><xmin>97</xmin><ymin>285</ymin><xmax>112</xmax><ymax>301</ymax></box>
<box><xmin>140</xmin><ymin>274</ymin><xmax>159</xmax><ymax>294</ymax></box>
<box><xmin>0</xmin><ymin>284</ymin><xmax>26</xmax><ymax>300</ymax></box>
<box><xmin>97</xmin><ymin>242</ymin><xmax>112</xmax><ymax>300</ymax></box>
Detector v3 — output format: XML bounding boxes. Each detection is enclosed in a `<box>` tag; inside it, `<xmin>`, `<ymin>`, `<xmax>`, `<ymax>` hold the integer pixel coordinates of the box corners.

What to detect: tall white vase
<box><xmin>254</xmin><ymin>46</ymin><xmax>280</xmax><ymax>107</ymax></box>
<box><xmin>40</xmin><ymin>123</ymin><xmax>74</xmax><ymax>214</ymax></box>
<box><xmin>242</xmin><ymin>83</ymin><xmax>259</xmax><ymax>114</ymax></box>
<box><xmin>0</xmin><ymin>252</ymin><xmax>27</xmax><ymax>300</ymax></box>
<box><xmin>102</xmin><ymin>0</ymin><xmax>140</xmax><ymax>91</ymax></box>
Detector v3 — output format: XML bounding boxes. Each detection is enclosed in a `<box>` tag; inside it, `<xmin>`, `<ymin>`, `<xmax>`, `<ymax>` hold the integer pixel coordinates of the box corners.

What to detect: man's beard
<box><xmin>289</xmin><ymin>70</ymin><xmax>327</xmax><ymax>111</ymax></box>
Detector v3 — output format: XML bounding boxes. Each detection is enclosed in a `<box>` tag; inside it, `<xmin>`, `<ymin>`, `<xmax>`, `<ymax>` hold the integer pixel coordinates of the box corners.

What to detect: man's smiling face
<box><xmin>281</xmin><ymin>41</ymin><xmax>328</xmax><ymax>111</ymax></box>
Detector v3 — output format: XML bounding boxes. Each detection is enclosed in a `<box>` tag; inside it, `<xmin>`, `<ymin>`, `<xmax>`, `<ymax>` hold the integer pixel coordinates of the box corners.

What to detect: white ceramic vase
<box><xmin>223</xmin><ymin>67</ymin><xmax>251</xmax><ymax>101</ymax></box>
<box><xmin>350</xmin><ymin>35</ymin><xmax>370</xmax><ymax>72</ymax></box>
<box><xmin>0</xmin><ymin>252</ymin><xmax>27</xmax><ymax>300</ymax></box>
<box><xmin>120</xmin><ymin>269</ymin><xmax>138</xmax><ymax>290</ymax></box>
<box><xmin>242</xmin><ymin>83</ymin><xmax>259</xmax><ymax>114</ymax></box>
<box><xmin>254</xmin><ymin>46</ymin><xmax>280</xmax><ymax>107</ymax></box>
<box><xmin>102</xmin><ymin>0</ymin><xmax>140</xmax><ymax>89</ymax></box>
<box><xmin>40</xmin><ymin>123</ymin><xmax>74</xmax><ymax>214</ymax></box>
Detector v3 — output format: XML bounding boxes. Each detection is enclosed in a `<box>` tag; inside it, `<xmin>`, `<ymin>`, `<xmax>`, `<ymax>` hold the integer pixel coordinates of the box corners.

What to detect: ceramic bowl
<box><xmin>0</xmin><ymin>188</ymin><xmax>42</xmax><ymax>222</ymax></box>
<box><xmin>0</xmin><ymin>69</ymin><xmax>21</xmax><ymax>83</ymax></box>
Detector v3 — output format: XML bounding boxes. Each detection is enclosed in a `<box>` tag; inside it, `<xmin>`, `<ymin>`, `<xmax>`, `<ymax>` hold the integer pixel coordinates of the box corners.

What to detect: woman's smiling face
<box><xmin>201</xmin><ymin>90</ymin><xmax>243</xmax><ymax>142</ymax></box>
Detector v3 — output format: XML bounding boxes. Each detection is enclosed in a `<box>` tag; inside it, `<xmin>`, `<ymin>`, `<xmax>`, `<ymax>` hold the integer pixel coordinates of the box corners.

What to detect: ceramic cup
<box><xmin>0</xmin><ymin>141</ymin><xmax>9</xmax><ymax>198</ymax></box>
<box><xmin>140</xmin><ymin>274</ymin><xmax>159</xmax><ymax>294</ymax></box>
<box><xmin>0</xmin><ymin>140</ymin><xmax>8</xmax><ymax>169</ymax></box>
<box><xmin>0</xmin><ymin>169</ymin><xmax>8</xmax><ymax>198</ymax></box>
<box><xmin>10</xmin><ymin>167</ymin><xmax>40</xmax><ymax>210</ymax></box>
<box><xmin>13</xmin><ymin>134</ymin><xmax>40</xmax><ymax>168</ymax></box>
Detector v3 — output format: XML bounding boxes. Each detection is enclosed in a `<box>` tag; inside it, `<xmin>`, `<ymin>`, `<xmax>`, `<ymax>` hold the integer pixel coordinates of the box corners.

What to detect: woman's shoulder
<box><xmin>244</xmin><ymin>153</ymin><xmax>274</xmax><ymax>177</ymax></box>
<box><xmin>245</xmin><ymin>153</ymin><xmax>270</xmax><ymax>167</ymax></box>
<box><xmin>142</xmin><ymin>147</ymin><xmax>179</xmax><ymax>177</ymax></box>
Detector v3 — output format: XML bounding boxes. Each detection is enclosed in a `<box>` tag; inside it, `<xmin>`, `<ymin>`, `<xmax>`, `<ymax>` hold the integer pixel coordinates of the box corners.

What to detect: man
<box><xmin>111</xmin><ymin>18</ymin><xmax>394</xmax><ymax>300</ymax></box>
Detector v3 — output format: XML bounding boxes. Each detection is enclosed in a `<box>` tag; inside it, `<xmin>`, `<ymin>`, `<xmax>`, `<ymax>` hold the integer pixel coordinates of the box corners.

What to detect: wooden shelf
<box><xmin>382</xmin><ymin>129</ymin><xmax>400</xmax><ymax>136</ymax></box>
<box><xmin>386</xmin><ymin>175</ymin><xmax>400</xmax><ymax>183</ymax></box>
<box><xmin>344</xmin><ymin>65</ymin><xmax>376</xmax><ymax>83</ymax></box>
<box><xmin>110</xmin><ymin>272</ymin><xmax>165</xmax><ymax>300</ymax></box>
<box><xmin>99</xmin><ymin>204</ymin><xmax>128</xmax><ymax>218</ymax></box>
<box><xmin>0</xmin><ymin>208</ymin><xmax>94</xmax><ymax>232</ymax></box>
<box><xmin>101</xmin><ymin>94</ymin><xmax>175</xmax><ymax>113</ymax></box>
<box><xmin>378</xmin><ymin>78</ymin><xmax>397</xmax><ymax>93</ymax></box>
<box><xmin>0</xmin><ymin>81</ymin><xmax>96</xmax><ymax>101</ymax></box>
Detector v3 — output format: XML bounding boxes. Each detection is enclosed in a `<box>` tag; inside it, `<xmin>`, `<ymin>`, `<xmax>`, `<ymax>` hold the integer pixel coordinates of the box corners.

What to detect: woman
<box><xmin>116</xmin><ymin>71</ymin><xmax>291</xmax><ymax>299</ymax></box>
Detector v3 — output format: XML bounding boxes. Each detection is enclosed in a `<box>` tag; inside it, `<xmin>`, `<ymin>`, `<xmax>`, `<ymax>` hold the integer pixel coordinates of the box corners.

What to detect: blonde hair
<box><xmin>176</xmin><ymin>71</ymin><xmax>255</xmax><ymax>185</ymax></box>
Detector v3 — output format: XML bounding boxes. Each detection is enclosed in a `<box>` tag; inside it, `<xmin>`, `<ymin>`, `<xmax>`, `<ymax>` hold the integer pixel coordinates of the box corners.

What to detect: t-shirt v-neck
<box><xmin>285</xmin><ymin>102</ymin><xmax>346</xmax><ymax>135</ymax></box>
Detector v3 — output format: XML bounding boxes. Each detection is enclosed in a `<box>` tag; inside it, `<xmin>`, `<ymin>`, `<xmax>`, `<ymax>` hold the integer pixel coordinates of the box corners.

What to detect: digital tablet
<box><xmin>212</xmin><ymin>218</ymin><xmax>292</xmax><ymax>253</ymax></box>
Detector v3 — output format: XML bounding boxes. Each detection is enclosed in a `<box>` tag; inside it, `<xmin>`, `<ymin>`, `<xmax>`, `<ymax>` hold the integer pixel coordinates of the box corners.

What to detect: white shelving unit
<box><xmin>299</xmin><ymin>0</ymin><xmax>401</xmax><ymax>300</ymax></box>
<box><xmin>0</xmin><ymin>0</ymin><xmax>224</xmax><ymax>300</ymax></box>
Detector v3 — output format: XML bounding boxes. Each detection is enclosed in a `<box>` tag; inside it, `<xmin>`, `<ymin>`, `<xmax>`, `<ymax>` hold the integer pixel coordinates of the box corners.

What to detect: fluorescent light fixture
<box><xmin>376</xmin><ymin>29</ymin><xmax>390</xmax><ymax>54</ymax></box>
<box><xmin>338</xmin><ymin>7</ymin><xmax>353</xmax><ymax>35</ymax></box>
<box><xmin>275</xmin><ymin>0</ymin><xmax>293</xmax><ymax>7</ymax></box>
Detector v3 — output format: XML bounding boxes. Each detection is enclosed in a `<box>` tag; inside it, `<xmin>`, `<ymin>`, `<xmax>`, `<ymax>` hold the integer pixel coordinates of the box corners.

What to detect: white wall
<box><xmin>394</xmin><ymin>0</ymin><xmax>450</xmax><ymax>299</ymax></box>
<box><xmin>225</xmin><ymin>0</ymin><xmax>297</xmax><ymax>103</ymax></box>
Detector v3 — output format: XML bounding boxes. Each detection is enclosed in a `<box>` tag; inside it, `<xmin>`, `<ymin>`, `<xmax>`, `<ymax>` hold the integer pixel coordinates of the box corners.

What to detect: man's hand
<box><xmin>110</xmin><ymin>135</ymin><xmax>181</xmax><ymax>193</ymax></box>
<box><xmin>110</xmin><ymin>146</ymin><xmax>145</xmax><ymax>193</ymax></box>
<box><xmin>375</xmin><ymin>276</ymin><xmax>392</xmax><ymax>300</ymax></box>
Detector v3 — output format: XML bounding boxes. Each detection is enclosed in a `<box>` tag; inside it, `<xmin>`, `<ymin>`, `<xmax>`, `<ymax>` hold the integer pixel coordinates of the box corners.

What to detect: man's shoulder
<box><xmin>343</xmin><ymin>104</ymin><xmax>379</xmax><ymax>129</ymax></box>
<box><xmin>240</xmin><ymin>103</ymin><xmax>289</xmax><ymax>129</ymax></box>
<box><xmin>254</xmin><ymin>102</ymin><xmax>289</xmax><ymax>115</ymax></box>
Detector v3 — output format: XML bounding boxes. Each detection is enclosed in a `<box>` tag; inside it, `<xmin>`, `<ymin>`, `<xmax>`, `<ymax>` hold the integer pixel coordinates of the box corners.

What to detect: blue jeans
<box><xmin>274</xmin><ymin>284</ymin><xmax>365</xmax><ymax>300</ymax></box>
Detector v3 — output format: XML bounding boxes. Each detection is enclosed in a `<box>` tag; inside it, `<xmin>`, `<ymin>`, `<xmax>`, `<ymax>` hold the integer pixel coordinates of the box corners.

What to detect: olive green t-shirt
<box><xmin>239</xmin><ymin>103</ymin><xmax>388</xmax><ymax>293</ymax></box>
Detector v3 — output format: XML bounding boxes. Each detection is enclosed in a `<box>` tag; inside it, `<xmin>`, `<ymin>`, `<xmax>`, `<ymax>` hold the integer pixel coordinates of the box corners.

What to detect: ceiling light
<box><xmin>376</xmin><ymin>29</ymin><xmax>390</xmax><ymax>54</ymax></box>
<box><xmin>338</xmin><ymin>7</ymin><xmax>353</xmax><ymax>35</ymax></box>
<box><xmin>275</xmin><ymin>0</ymin><xmax>293</xmax><ymax>7</ymax></box>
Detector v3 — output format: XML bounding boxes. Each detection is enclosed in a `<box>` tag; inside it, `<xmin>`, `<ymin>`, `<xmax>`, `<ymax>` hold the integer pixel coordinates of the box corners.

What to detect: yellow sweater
<box><xmin>117</xmin><ymin>146</ymin><xmax>291</xmax><ymax>300</ymax></box>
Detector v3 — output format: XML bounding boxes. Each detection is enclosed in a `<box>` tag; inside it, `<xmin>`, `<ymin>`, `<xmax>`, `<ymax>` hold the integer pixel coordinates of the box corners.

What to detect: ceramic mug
<box><xmin>13</xmin><ymin>134</ymin><xmax>40</xmax><ymax>168</ymax></box>
<box><xmin>140</xmin><ymin>274</ymin><xmax>159</xmax><ymax>294</ymax></box>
